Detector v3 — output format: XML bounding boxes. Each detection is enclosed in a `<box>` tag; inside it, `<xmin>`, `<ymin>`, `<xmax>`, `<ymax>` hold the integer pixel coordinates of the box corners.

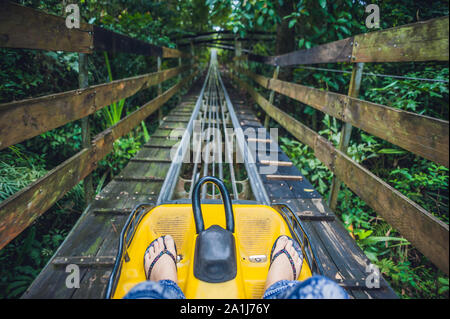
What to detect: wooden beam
<box><xmin>353</xmin><ymin>16</ymin><xmax>449</xmax><ymax>63</ymax></box>
<box><xmin>93</xmin><ymin>26</ymin><xmax>162</xmax><ymax>57</ymax></box>
<box><xmin>259</xmin><ymin>160</ymin><xmax>293</xmax><ymax>167</ymax></box>
<box><xmin>242</xmin><ymin>16</ymin><xmax>448</xmax><ymax>66</ymax></box>
<box><xmin>231</xmin><ymin>73</ymin><xmax>449</xmax><ymax>274</ymax></box>
<box><xmin>0</xmin><ymin>70</ymin><xmax>197</xmax><ymax>250</ymax></box>
<box><xmin>272</xmin><ymin>38</ymin><xmax>354</xmax><ymax>66</ymax></box>
<box><xmin>0</xmin><ymin>1</ymin><xmax>93</xmax><ymax>53</ymax></box>
<box><xmin>172</xmin><ymin>30</ymin><xmax>275</xmax><ymax>41</ymax></box>
<box><xmin>0</xmin><ymin>1</ymin><xmax>188</xmax><ymax>58</ymax></box>
<box><xmin>52</xmin><ymin>256</ymin><xmax>116</xmax><ymax>267</ymax></box>
<box><xmin>162</xmin><ymin>47</ymin><xmax>190</xmax><ymax>58</ymax></box>
<box><xmin>235</xmin><ymin>66</ymin><xmax>449</xmax><ymax>168</ymax></box>
<box><xmin>266</xmin><ymin>175</ymin><xmax>303</xmax><ymax>181</ymax></box>
<box><xmin>0</xmin><ymin>65</ymin><xmax>189</xmax><ymax>150</ymax></box>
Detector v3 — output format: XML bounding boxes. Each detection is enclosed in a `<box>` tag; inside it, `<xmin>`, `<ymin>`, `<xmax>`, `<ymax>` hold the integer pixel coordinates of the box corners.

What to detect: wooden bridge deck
<box><xmin>22</xmin><ymin>72</ymin><xmax>397</xmax><ymax>299</ymax></box>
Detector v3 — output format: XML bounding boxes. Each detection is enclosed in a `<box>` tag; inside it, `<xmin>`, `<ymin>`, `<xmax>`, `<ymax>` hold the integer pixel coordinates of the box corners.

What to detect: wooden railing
<box><xmin>230</xmin><ymin>15</ymin><xmax>449</xmax><ymax>275</ymax></box>
<box><xmin>0</xmin><ymin>2</ymin><xmax>197</xmax><ymax>250</ymax></box>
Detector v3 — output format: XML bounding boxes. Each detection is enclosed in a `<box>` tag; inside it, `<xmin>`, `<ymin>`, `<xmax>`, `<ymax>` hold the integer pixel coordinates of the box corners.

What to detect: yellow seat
<box><xmin>111</xmin><ymin>203</ymin><xmax>312</xmax><ymax>299</ymax></box>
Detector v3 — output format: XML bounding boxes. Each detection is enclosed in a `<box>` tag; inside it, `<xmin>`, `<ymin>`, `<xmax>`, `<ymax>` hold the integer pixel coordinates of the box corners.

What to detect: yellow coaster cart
<box><xmin>106</xmin><ymin>176</ymin><xmax>322</xmax><ymax>299</ymax></box>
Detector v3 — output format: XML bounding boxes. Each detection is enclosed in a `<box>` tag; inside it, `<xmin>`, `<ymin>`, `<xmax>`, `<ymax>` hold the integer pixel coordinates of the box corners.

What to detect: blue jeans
<box><xmin>123</xmin><ymin>276</ymin><xmax>348</xmax><ymax>299</ymax></box>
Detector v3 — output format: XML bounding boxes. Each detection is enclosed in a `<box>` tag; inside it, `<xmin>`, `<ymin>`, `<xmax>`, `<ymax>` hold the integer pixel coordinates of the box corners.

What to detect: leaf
<box><xmin>257</xmin><ymin>15</ymin><xmax>264</xmax><ymax>26</ymax></box>
<box><xmin>362</xmin><ymin>236</ymin><xmax>409</xmax><ymax>245</ymax></box>
<box><xmin>377</xmin><ymin>148</ymin><xmax>407</xmax><ymax>155</ymax></box>
<box><xmin>355</xmin><ymin>229</ymin><xmax>373</xmax><ymax>240</ymax></box>
<box><xmin>319</xmin><ymin>0</ymin><xmax>326</xmax><ymax>9</ymax></box>
<box><xmin>288</xmin><ymin>19</ymin><xmax>296</xmax><ymax>28</ymax></box>
<box><xmin>438</xmin><ymin>286</ymin><xmax>449</xmax><ymax>294</ymax></box>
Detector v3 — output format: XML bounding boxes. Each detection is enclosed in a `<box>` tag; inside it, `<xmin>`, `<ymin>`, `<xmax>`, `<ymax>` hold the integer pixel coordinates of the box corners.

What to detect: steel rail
<box><xmin>157</xmin><ymin>62</ymin><xmax>212</xmax><ymax>204</ymax></box>
<box><xmin>216</xmin><ymin>62</ymin><xmax>271</xmax><ymax>205</ymax></box>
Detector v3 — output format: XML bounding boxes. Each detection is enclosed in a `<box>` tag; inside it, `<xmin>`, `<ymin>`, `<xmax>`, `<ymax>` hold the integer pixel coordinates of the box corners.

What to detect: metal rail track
<box><xmin>157</xmin><ymin>50</ymin><xmax>270</xmax><ymax>204</ymax></box>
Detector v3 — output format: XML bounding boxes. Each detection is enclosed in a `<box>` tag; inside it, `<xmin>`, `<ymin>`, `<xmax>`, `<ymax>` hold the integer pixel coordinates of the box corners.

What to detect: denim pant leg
<box><xmin>123</xmin><ymin>280</ymin><xmax>186</xmax><ymax>299</ymax></box>
<box><xmin>263</xmin><ymin>275</ymin><xmax>349</xmax><ymax>299</ymax></box>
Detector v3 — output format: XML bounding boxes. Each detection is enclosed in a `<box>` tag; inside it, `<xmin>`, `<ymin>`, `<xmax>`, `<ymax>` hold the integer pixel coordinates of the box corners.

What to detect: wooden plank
<box><xmin>266</xmin><ymin>175</ymin><xmax>303</xmax><ymax>181</ymax></box>
<box><xmin>241</xmin><ymin>16</ymin><xmax>448</xmax><ymax>66</ymax></box>
<box><xmin>114</xmin><ymin>176</ymin><xmax>165</xmax><ymax>182</ymax></box>
<box><xmin>52</xmin><ymin>256</ymin><xmax>116</xmax><ymax>267</ymax></box>
<box><xmin>129</xmin><ymin>158</ymin><xmax>172</xmax><ymax>163</ymax></box>
<box><xmin>22</xmin><ymin>201</ymin><xmax>130</xmax><ymax>298</ymax></box>
<box><xmin>0</xmin><ymin>1</ymin><xmax>93</xmax><ymax>53</ymax></box>
<box><xmin>247</xmin><ymin>138</ymin><xmax>273</xmax><ymax>143</ymax></box>
<box><xmin>93</xmin><ymin>25</ymin><xmax>162</xmax><ymax>57</ymax></box>
<box><xmin>232</xmin><ymin>72</ymin><xmax>449</xmax><ymax>275</ymax></box>
<box><xmin>272</xmin><ymin>38</ymin><xmax>354</xmax><ymax>66</ymax></box>
<box><xmin>235</xmin><ymin>66</ymin><xmax>449</xmax><ymax>168</ymax></box>
<box><xmin>292</xmin><ymin>198</ymin><xmax>335</xmax><ymax>221</ymax></box>
<box><xmin>93</xmin><ymin>208</ymin><xmax>132</xmax><ymax>215</ymax></box>
<box><xmin>0</xmin><ymin>71</ymin><xmax>197</xmax><ymax>250</ymax></box>
<box><xmin>0</xmin><ymin>65</ymin><xmax>189</xmax><ymax>150</ymax></box>
<box><xmin>163</xmin><ymin>47</ymin><xmax>190</xmax><ymax>58</ymax></box>
<box><xmin>353</xmin><ymin>16</ymin><xmax>449</xmax><ymax>62</ymax></box>
<box><xmin>0</xmin><ymin>2</ymin><xmax>188</xmax><ymax>58</ymax></box>
<box><xmin>259</xmin><ymin>160</ymin><xmax>293</xmax><ymax>167</ymax></box>
<box><xmin>0</xmin><ymin>148</ymin><xmax>93</xmax><ymax>250</ymax></box>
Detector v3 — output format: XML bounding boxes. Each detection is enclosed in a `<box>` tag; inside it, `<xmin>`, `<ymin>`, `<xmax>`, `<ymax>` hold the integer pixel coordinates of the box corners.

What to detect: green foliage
<box><xmin>280</xmin><ymin>137</ymin><xmax>331</xmax><ymax>194</ymax></box>
<box><xmin>0</xmin><ymin>148</ymin><xmax>47</xmax><ymax>202</ymax></box>
<box><xmin>99</xmin><ymin>135</ymin><xmax>142</xmax><ymax>178</ymax></box>
<box><xmin>101</xmin><ymin>52</ymin><xmax>126</xmax><ymax>127</ymax></box>
<box><xmin>365</xmin><ymin>67</ymin><xmax>449</xmax><ymax>118</ymax></box>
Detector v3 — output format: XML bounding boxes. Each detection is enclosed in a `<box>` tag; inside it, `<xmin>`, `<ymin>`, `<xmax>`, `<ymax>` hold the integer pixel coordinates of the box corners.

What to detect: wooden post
<box><xmin>264</xmin><ymin>66</ymin><xmax>280</xmax><ymax>129</ymax></box>
<box><xmin>234</xmin><ymin>38</ymin><xmax>241</xmax><ymax>77</ymax></box>
<box><xmin>328</xmin><ymin>62</ymin><xmax>364</xmax><ymax>210</ymax></box>
<box><xmin>79</xmin><ymin>53</ymin><xmax>94</xmax><ymax>204</ymax></box>
<box><xmin>157</xmin><ymin>55</ymin><xmax>163</xmax><ymax>124</ymax></box>
<box><xmin>178</xmin><ymin>57</ymin><xmax>182</xmax><ymax>104</ymax></box>
<box><xmin>190</xmin><ymin>40</ymin><xmax>195</xmax><ymax>85</ymax></box>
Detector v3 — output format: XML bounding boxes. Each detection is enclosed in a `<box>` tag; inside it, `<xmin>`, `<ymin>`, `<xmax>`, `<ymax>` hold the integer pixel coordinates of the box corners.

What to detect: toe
<box><xmin>157</xmin><ymin>237</ymin><xmax>164</xmax><ymax>251</ymax></box>
<box><xmin>276</xmin><ymin>236</ymin><xmax>288</xmax><ymax>251</ymax></box>
<box><xmin>149</xmin><ymin>244</ymin><xmax>155</xmax><ymax>256</ymax></box>
<box><xmin>290</xmin><ymin>248</ymin><xmax>298</xmax><ymax>262</ymax></box>
<box><xmin>285</xmin><ymin>239</ymin><xmax>293</xmax><ymax>252</ymax></box>
<box><xmin>164</xmin><ymin>235</ymin><xmax>177</xmax><ymax>256</ymax></box>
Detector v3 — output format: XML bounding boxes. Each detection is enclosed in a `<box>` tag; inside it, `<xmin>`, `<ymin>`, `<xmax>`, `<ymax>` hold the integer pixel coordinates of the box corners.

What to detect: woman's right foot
<box><xmin>144</xmin><ymin>235</ymin><xmax>178</xmax><ymax>283</ymax></box>
<box><xmin>264</xmin><ymin>236</ymin><xmax>303</xmax><ymax>291</ymax></box>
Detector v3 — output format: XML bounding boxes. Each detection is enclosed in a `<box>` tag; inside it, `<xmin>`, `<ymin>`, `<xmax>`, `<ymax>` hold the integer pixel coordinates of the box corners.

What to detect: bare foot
<box><xmin>264</xmin><ymin>236</ymin><xmax>303</xmax><ymax>291</ymax></box>
<box><xmin>144</xmin><ymin>235</ymin><xmax>178</xmax><ymax>283</ymax></box>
